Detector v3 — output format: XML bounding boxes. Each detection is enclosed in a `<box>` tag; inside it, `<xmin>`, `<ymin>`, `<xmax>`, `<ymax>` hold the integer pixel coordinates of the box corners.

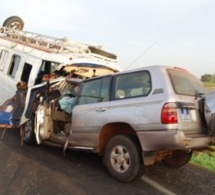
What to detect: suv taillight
<box><xmin>161</xmin><ymin>102</ymin><xmax>178</xmax><ymax>124</ymax></box>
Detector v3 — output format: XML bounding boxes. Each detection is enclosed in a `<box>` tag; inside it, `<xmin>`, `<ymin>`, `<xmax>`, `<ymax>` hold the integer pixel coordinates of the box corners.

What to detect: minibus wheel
<box><xmin>23</xmin><ymin>115</ymin><xmax>36</xmax><ymax>145</ymax></box>
<box><xmin>3</xmin><ymin>16</ymin><xmax>24</xmax><ymax>30</ymax></box>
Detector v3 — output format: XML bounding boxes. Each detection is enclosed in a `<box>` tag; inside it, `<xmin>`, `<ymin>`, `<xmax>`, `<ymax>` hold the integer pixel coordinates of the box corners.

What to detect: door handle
<box><xmin>96</xmin><ymin>108</ymin><xmax>107</xmax><ymax>112</ymax></box>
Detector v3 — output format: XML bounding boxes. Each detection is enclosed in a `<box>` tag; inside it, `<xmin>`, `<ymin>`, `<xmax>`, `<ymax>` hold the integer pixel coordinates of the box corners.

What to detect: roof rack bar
<box><xmin>0</xmin><ymin>27</ymin><xmax>91</xmax><ymax>54</ymax></box>
<box><xmin>0</xmin><ymin>26</ymin><xmax>119</xmax><ymax>68</ymax></box>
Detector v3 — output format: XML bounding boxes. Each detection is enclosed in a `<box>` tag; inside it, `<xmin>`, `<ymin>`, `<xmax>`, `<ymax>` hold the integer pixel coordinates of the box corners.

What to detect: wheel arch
<box><xmin>96</xmin><ymin>122</ymin><xmax>139</xmax><ymax>155</ymax></box>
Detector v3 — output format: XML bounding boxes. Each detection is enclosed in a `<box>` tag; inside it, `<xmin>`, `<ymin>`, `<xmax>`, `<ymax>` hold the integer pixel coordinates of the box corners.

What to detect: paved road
<box><xmin>0</xmin><ymin>129</ymin><xmax>215</xmax><ymax>195</ymax></box>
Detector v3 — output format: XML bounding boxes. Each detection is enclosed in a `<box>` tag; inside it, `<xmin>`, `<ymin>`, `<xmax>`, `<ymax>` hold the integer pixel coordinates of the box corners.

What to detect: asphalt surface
<box><xmin>0</xmin><ymin>129</ymin><xmax>215</xmax><ymax>195</ymax></box>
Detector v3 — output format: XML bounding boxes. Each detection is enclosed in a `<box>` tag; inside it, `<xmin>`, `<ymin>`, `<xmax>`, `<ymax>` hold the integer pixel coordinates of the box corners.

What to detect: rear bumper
<box><xmin>137</xmin><ymin>130</ymin><xmax>214</xmax><ymax>151</ymax></box>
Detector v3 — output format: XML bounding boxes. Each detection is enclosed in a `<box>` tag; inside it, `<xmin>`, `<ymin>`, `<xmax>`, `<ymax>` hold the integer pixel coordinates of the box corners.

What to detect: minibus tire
<box><xmin>3</xmin><ymin>16</ymin><xmax>24</xmax><ymax>30</ymax></box>
<box><xmin>23</xmin><ymin>115</ymin><xmax>36</xmax><ymax>145</ymax></box>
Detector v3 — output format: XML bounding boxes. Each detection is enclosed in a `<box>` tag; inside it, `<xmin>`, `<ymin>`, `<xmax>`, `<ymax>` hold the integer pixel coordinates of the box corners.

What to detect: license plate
<box><xmin>180</xmin><ymin>108</ymin><xmax>191</xmax><ymax>121</ymax></box>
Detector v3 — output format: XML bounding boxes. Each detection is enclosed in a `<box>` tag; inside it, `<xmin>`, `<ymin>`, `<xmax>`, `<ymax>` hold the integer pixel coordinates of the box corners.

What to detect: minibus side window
<box><xmin>0</xmin><ymin>50</ymin><xmax>9</xmax><ymax>71</ymax></box>
<box><xmin>8</xmin><ymin>55</ymin><xmax>21</xmax><ymax>78</ymax></box>
<box><xmin>35</xmin><ymin>60</ymin><xmax>59</xmax><ymax>84</ymax></box>
<box><xmin>21</xmin><ymin>63</ymin><xmax>32</xmax><ymax>83</ymax></box>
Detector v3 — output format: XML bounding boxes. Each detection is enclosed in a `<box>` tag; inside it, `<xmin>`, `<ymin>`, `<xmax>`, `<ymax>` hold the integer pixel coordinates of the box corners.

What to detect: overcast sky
<box><xmin>0</xmin><ymin>0</ymin><xmax>214</xmax><ymax>77</ymax></box>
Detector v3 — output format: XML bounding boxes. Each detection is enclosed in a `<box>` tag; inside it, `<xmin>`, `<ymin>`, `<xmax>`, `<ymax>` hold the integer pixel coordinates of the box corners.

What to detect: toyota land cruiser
<box><xmin>16</xmin><ymin>65</ymin><xmax>215</xmax><ymax>182</ymax></box>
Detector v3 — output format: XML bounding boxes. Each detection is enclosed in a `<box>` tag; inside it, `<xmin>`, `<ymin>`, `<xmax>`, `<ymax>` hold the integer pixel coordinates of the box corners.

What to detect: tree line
<box><xmin>201</xmin><ymin>74</ymin><xmax>215</xmax><ymax>83</ymax></box>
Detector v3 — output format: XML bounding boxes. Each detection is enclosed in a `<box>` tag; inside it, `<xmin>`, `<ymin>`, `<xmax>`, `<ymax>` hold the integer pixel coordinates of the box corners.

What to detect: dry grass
<box><xmin>203</xmin><ymin>82</ymin><xmax>215</xmax><ymax>91</ymax></box>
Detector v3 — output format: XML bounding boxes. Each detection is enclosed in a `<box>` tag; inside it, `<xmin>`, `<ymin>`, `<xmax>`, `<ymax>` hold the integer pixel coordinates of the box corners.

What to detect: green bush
<box><xmin>191</xmin><ymin>151</ymin><xmax>215</xmax><ymax>172</ymax></box>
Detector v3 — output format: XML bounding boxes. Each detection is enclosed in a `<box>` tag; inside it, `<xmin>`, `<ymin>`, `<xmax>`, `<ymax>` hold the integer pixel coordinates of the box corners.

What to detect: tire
<box><xmin>163</xmin><ymin>150</ymin><xmax>193</xmax><ymax>168</ymax></box>
<box><xmin>3</xmin><ymin>16</ymin><xmax>24</xmax><ymax>30</ymax></box>
<box><xmin>23</xmin><ymin>115</ymin><xmax>36</xmax><ymax>145</ymax></box>
<box><xmin>104</xmin><ymin>135</ymin><xmax>144</xmax><ymax>183</ymax></box>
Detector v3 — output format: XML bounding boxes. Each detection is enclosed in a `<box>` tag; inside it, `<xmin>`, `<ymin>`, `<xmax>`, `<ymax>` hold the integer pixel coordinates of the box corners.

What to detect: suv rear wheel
<box><xmin>104</xmin><ymin>135</ymin><xmax>144</xmax><ymax>183</ymax></box>
<box><xmin>162</xmin><ymin>150</ymin><xmax>193</xmax><ymax>168</ymax></box>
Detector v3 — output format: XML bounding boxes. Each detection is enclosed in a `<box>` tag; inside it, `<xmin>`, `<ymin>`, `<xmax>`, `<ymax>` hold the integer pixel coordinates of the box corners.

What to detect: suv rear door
<box><xmin>167</xmin><ymin>68</ymin><xmax>206</xmax><ymax>134</ymax></box>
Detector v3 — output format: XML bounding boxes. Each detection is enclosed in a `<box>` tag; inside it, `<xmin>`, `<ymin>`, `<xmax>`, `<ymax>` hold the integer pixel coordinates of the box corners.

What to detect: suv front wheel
<box><xmin>104</xmin><ymin>135</ymin><xmax>144</xmax><ymax>183</ymax></box>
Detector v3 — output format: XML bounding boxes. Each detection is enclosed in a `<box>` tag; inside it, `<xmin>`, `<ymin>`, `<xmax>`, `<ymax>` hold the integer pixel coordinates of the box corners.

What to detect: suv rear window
<box><xmin>113</xmin><ymin>71</ymin><xmax>151</xmax><ymax>99</ymax></box>
<box><xmin>168</xmin><ymin>69</ymin><xmax>205</xmax><ymax>96</ymax></box>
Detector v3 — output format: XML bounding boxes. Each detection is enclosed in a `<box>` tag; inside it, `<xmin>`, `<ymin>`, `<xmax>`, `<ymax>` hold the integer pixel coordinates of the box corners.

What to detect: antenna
<box><xmin>125</xmin><ymin>41</ymin><xmax>157</xmax><ymax>69</ymax></box>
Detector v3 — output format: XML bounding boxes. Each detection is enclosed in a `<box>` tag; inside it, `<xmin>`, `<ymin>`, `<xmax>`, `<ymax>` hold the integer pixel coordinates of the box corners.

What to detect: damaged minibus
<box><xmin>0</xmin><ymin>16</ymin><xmax>120</xmax><ymax>129</ymax></box>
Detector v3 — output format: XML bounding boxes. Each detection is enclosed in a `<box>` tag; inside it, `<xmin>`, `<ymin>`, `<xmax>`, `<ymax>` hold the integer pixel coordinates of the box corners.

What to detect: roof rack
<box><xmin>0</xmin><ymin>26</ymin><xmax>93</xmax><ymax>53</ymax></box>
<box><xmin>0</xmin><ymin>27</ymin><xmax>117</xmax><ymax>60</ymax></box>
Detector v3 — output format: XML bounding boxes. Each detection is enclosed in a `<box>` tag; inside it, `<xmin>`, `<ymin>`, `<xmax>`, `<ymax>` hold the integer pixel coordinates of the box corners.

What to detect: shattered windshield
<box><xmin>168</xmin><ymin>69</ymin><xmax>206</xmax><ymax>96</ymax></box>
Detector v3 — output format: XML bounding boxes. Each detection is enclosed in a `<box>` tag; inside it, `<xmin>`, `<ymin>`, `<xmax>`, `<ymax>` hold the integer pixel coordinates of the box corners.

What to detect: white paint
<box><xmin>142</xmin><ymin>176</ymin><xmax>177</xmax><ymax>195</ymax></box>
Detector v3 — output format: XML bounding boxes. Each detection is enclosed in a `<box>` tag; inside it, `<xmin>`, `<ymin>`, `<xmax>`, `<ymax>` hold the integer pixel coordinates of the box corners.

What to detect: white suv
<box><xmin>20</xmin><ymin>65</ymin><xmax>215</xmax><ymax>182</ymax></box>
